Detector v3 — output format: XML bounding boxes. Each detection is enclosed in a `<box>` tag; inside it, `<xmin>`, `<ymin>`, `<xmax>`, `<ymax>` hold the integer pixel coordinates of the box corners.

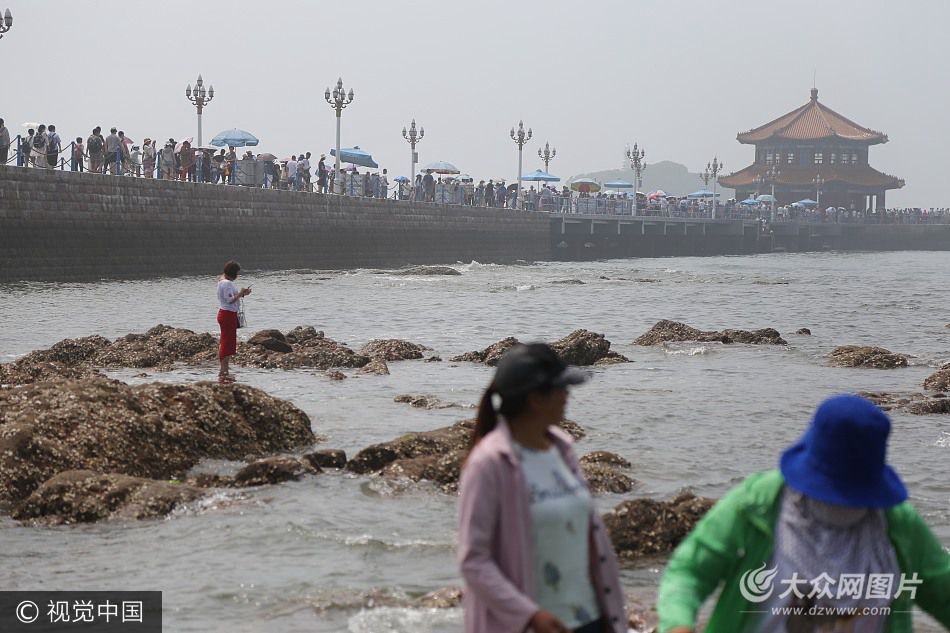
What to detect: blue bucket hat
<box><xmin>780</xmin><ymin>394</ymin><xmax>907</xmax><ymax>508</ymax></box>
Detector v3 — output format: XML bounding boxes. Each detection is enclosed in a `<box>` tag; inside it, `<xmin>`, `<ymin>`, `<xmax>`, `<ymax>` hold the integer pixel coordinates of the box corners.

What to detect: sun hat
<box><xmin>492</xmin><ymin>343</ymin><xmax>588</xmax><ymax>399</ymax></box>
<box><xmin>780</xmin><ymin>394</ymin><xmax>907</xmax><ymax>508</ymax></box>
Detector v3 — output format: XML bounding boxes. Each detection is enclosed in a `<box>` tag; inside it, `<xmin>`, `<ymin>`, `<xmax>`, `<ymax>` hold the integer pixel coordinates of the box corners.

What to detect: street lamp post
<box><xmin>813</xmin><ymin>174</ymin><xmax>825</xmax><ymax>210</ymax></box>
<box><xmin>401</xmin><ymin>119</ymin><xmax>424</xmax><ymax>185</ymax></box>
<box><xmin>185</xmin><ymin>74</ymin><xmax>214</xmax><ymax>147</ymax></box>
<box><xmin>538</xmin><ymin>142</ymin><xmax>556</xmax><ymax>173</ymax></box>
<box><xmin>510</xmin><ymin>121</ymin><xmax>532</xmax><ymax>209</ymax></box>
<box><xmin>625</xmin><ymin>143</ymin><xmax>646</xmax><ymax>216</ymax></box>
<box><xmin>325</xmin><ymin>77</ymin><xmax>354</xmax><ymax>193</ymax></box>
<box><xmin>0</xmin><ymin>9</ymin><xmax>13</xmax><ymax>39</ymax></box>
<box><xmin>766</xmin><ymin>165</ymin><xmax>781</xmax><ymax>222</ymax></box>
<box><xmin>706</xmin><ymin>157</ymin><xmax>724</xmax><ymax>219</ymax></box>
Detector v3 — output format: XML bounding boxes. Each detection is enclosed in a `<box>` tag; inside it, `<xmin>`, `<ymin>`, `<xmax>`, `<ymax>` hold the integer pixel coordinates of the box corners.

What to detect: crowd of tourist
<box><xmin>1</xmin><ymin>119</ymin><xmax>947</xmax><ymax>225</ymax></box>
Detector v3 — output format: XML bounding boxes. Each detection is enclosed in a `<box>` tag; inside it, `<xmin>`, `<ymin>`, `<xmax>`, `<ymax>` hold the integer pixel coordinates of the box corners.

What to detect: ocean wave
<box><xmin>936</xmin><ymin>432</ymin><xmax>950</xmax><ymax>448</ymax></box>
<box><xmin>663</xmin><ymin>346</ymin><xmax>712</xmax><ymax>357</ymax></box>
<box><xmin>348</xmin><ymin>606</ymin><xmax>462</xmax><ymax>633</ymax></box>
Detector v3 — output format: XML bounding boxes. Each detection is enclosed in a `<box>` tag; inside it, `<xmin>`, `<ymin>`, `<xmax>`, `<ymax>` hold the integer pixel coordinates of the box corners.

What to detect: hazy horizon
<box><xmin>1</xmin><ymin>0</ymin><xmax>946</xmax><ymax>206</ymax></box>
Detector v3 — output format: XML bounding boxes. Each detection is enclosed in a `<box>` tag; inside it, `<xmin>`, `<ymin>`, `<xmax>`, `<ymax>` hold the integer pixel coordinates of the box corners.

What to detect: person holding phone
<box><xmin>216</xmin><ymin>260</ymin><xmax>251</xmax><ymax>383</ymax></box>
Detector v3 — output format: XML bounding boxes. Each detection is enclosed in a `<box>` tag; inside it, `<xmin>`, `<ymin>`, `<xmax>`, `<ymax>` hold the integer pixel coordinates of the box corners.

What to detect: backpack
<box><xmin>88</xmin><ymin>136</ymin><xmax>103</xmax><ymax>154</ymax></box>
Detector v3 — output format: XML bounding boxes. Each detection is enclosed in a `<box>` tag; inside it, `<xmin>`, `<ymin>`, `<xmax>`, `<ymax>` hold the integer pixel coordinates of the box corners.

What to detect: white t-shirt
<box><xmin>286</xmin><ymin>160</ymin><xmax>298</xmax><ymax>178</ymax></box>
<box><xmin>518</xmin><ymin>444</ymin><xmax>600</xmax><ymax>629</ymax></box>
<box><xmin>217</xmin><ymin>279</ymin><xmax>239</xmax><ymax>312</ymax></box>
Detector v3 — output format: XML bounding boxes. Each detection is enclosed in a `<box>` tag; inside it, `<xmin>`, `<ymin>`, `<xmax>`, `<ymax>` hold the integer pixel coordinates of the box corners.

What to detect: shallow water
<box><xmin>1</xmin><ymin>252</ymin><xmax>948</xmax><ymax>631</ymax></box>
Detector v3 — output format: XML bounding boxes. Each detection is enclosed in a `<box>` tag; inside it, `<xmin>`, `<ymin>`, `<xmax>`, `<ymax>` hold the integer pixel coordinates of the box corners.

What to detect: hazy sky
<box><xmin>2</xmin><ymin>0</ymin><xmax>946</xmax><ymax>206</ymax></box>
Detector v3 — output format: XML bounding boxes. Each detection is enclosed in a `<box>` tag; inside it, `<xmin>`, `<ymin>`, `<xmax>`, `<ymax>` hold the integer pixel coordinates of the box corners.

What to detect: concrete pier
<box><xmin>1</xmin><ymin>166</ymin><xmax>947</xmax><ymax>282</ymax></box>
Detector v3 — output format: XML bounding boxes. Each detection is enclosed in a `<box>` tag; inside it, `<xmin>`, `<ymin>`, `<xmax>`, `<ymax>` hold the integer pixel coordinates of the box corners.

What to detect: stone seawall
<box><xmin>0</xmin><ymin>167</ymin><xmax>551</xmax><ymax>281</ymax></box>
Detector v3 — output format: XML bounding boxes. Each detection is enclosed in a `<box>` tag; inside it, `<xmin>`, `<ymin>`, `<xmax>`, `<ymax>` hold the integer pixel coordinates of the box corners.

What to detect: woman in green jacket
<box><xmin>658</xmin><ymin>394</ymin><xmax>949</xmax><ymax>633</ymax></box>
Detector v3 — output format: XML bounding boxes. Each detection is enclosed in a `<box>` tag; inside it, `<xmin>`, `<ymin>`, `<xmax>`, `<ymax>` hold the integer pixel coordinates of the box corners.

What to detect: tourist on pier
<box><xmin>118</xmin><ymin>131</ymin><xmax>131</xmax><ymax>174</ymax></box>
<box><xmin>179</xmin><ymin>141</ymin><xmax>196</xmax><ymax>181</ymax></box>
<box><xmin>317</xmin><ymin>154</ymin><xmax>328</xmax><ymax>193</ymax></box>
<box><xmin>46</xmin><ymin>124</ymin><xmax>61</xmax><ymax>168</ymax></box>
<box><xmin>495</xmin><ymin>182</ymin><xmax>507</xmax><ymax>208</ymax></box>
<box><xmin>475</xmin><ymin>180</ymin><xmax>485</xmax><ymax>206</ymax></box>
<box><xmin>30</xmin><ymin>124</ymin><xmax>48</xmax><ymax>169</ymax></box>
<box><xmin>71</xmin><ymin>137</ymin><xmax>84</xmax><ymax>171</ymax></box>
<box><xmin>458</xmin><ymin>343</ymin><xmax>626</xmax><ymax>633</ymax></box>
<box><xmin>104</xmin><ymin>128</ymin><xmax>121</xmax><ymax>174</ymax></box>
<box><xmin>657</xmin><ymin>393</ymin><xmax>950</xmax><ymax>633</ymax></box>
<box><xmin>379</xmin><ymin>168</ymin><xmax>389</xmax><ymax>199</ymax></box>
<box><xmin>216</xmin><ymin>260</ymin><xmax>251</xmax><ymax>384</ymax></box>
<box><xmin>300</xmin><ymin>152</ymin><xmax>311</xmax><ymax>190</ymax></box>
<box><xmin>0</xmin><ymin>119</ymin><xmax>9</xmax><ymax>165</ymax></box>
<box><xmin>142</xmin><ymin>139</ymin><xmax>155</xmax><ymax>178</ymax></box>
<box><xmin>225</xmin><ymin>146</ymin><xmax>237</xmax><ymax>184</ymax></box>
<box><xmin>423</xmin><ymin>169</ymin><xmax>435</xmax><ymax>202</ymax></box>
<box><xmin>286</xmin><ymin>155</ymin><xmax>298</xmax><ymax>191</ymax></box>
<box><xmin>160</xmin><ymin>140</ymin><xmax>176</xmax><ymax>180</ymax></box>
<box><xmin>87</xmin><ymin>127</ymin><xmax>104</xmax><ymax>173</ymax></box>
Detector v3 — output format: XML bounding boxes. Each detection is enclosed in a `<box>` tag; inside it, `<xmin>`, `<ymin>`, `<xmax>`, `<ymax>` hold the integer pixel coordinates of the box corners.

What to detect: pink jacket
<box><xmin>457</xmin><ymin>419</ymin><xmax>627</xmax><ymax>633</ymax></box>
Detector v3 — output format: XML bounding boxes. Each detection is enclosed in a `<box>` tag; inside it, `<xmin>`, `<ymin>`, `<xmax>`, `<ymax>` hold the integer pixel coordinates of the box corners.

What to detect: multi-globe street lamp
<box><xmin>538</xmin><ymin>142</ymin><xmax>556</xmax><ymax>173</ymax></box>
<box><xmin>402</xmin><ymin>119</ymin><xmax>424</xmax><ymax>185</ymax></box>
<box><xmin>0</xmin><ymin>9</ymin><xmax>12</xmax><ymax>39</ymax></box>
<box><xmin>704</xmin><ymin>157</ymin><xmax>724</xmax><ymax>219</ymax></box>
<box><xmin>766</xmin><ymin>164</ymin><xmax>781</xmax><ymax>222</ymax></box>
<box><xmin>813</xmin><ymin>174</ymin><xmax>825</xmax><ymax>210</ymax></box>
<box><xmin>325</xmin><ymin>77</ymin><xmax>354</xmax><ymax>192</ymax></box>
<box><xmin>185</xmin><ymin>74</ymin><xmax>214</xmax><ymax>147</ymax></box>
<box><xmin>510</xmin><ymin>121</ymin><xmax>532</xmax><ymax>209</ymax></box>
<box><xmin>625</xmin><ymin>143</ymin><xmax>646</xmax><ymax>216</ymax></box>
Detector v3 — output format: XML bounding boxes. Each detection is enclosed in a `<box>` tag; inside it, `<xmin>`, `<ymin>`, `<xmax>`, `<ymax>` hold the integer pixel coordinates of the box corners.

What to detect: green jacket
<box><xmin>658</xmin><ymin>470</ymin><xmax>950</xmax><ymax>633</ymax></box>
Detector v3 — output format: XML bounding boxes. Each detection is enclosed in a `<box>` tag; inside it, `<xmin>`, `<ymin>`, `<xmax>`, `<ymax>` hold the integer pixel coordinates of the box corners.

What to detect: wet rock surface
<box><xmin>603</xmin><ymin>491</ymin><xmax>715</xmax><ymax>560</ymax></box>
<box><xmin>302</xmin><ymin>449</ymin><xmax>347</xmax><ymax>470</ymax></box>
<box><xmin>358</xmin><ymin>339</ymin><xmax>430</xmax><ymax>361</ymax></box>
<box><xmin>247</xmin><ymin>329</ymin><xmax>293</xmax><ymax>353</ymax></box>
<box><xmin>393</xmin><ymin>266</ymin><xmax>461</xmax><ymax>276</ymax></box>
<box><xmin>828</xmin><ymin>346</ymin><xmax>909</xmax><ymax>369</ymax></box>
<box><xmin>634</xmin><ymin>320</ymin><xmax>787</xmax><ymax>346</ymax></box>
<box><xmin>0</xmin><ymin>377</ymin><xmax>316</xmax><ymax>506</ymax></box>
<box><xmin>232</xmin><ymin>456</ymin><xmax>319</xmax><ymax>486</ymax></box>
<box><xmin>579</xmin><ymin>451</ymin><xmax>637</xmax><ymax>494</ymax></box>
<box><xmin>923</xmin><ymin>364</ymin><xmax>950</xmax><ymax>392</ymax></box>
<box><xmin>394</xmin><ymin>394</ymin><xmax>473</xmax><ymax>410</ymax></box>
<box><xmin>12</xmin><ymin>470</ymin><xmax>207</xmax><ymax>525</ymax></box>
<box><xmin>452</xmin><ymin>329</ymin><xmax>628</xmax><ymax>366</ymax></box>
<box><xmin>0</xmin><ymin>325</ymin><xmax>372</xmax><ymax>383</ymax></box>
<box><xmin>450</xmin><ymin>336</ymin><xmax>520</xmax><ymax>365</ymax></box>
<box><xmin>357</xmin><ymin>358</ymin><xmax>390</xmax><ymax>375</ymax></box>
<box><xmin>861</xmin><ymin>391</ymin><xmax>950</xmax><ymax>415</ymax></box>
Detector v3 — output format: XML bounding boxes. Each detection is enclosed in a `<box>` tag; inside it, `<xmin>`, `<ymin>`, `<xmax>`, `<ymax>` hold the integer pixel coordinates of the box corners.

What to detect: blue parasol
<box><xmin>687</xmin><ymin>190</ymin><xmax>719</xmax><ymax>199</ymax></box>
<box><xmin>394</xmin><ymin>176</ymin><xmax>410</xmax><ymax>183</ymax></box>
<box><xmin>740</xmin><ymin>197</ymin><xmax>759</xmax><ymax>206</ymax></box>
<box><xmin>604</xmin><ymin>179</ymin><xmax>634</xmax><ymax>189</ymax></box>
<box><xmin>522</xmin><ymin>169</ymin><xmax>560</xmax><ymax>182</ymax></box>
<box><xmin>330</xmin><ymin>146</ymin><xmax>378</xmax><ymax>168</ymax></box>
<box><xmin>795</xmin><ymin>198</ymin><xmax>818</xmax><ymax>207</ymax></box>
<box><xmin>210</xmin><ymin>128</ymin><xmax>259</xmax><ymax>148</ymax></box>
<box><xmin>756</xmin><ymin>194</ymin><xmax>776</xmax><ymax>203</ymax></box>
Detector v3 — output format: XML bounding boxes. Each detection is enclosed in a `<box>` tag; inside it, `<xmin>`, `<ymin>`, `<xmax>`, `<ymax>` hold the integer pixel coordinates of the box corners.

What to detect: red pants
<box><xmin>217</xmin><ymin>309</ymin><xmax>238</xmax><ymax>359</ymax></box>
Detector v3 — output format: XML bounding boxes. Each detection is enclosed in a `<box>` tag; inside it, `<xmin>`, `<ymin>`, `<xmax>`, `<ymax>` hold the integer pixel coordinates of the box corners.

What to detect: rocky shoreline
<box><xmin>4</xmin><ymin>318</ymin><xmax>949</xmax><ymax>631</ymax></box>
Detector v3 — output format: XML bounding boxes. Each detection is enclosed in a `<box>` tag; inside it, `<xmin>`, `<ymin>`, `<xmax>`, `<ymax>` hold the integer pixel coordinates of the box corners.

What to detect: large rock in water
<box><xmin>347</xmin><ymin>418</ymin><xmax>587</xmax><ymax>493</ymax></box>
<box><xmin>0</xmin><ymin>377</ymin><xmax>316</xmax><ymax>506</ymax></box>
<box><xmin>451</xmin><ymin>330</ymin><xmax>628</xmax><ymax>366</ymax></box>
<box><xmin>827</xmin><ymin>346</ymin><xmax>908</xmax><ymax>369</ymax></box>
<box><xmin>217</xmin><ymin>327</ymin><xmax>370</xmax><ymax>370</ymax></box>
<box><xmin>603</xmin><ymin>491</ymin><xmax>715</xmax><ymax>560</ymax></box>
<box><xmin>634</xmin><ymin>320</ymin><xmax>786</xmax><ymax>346</ymax></box>
<box><xmin>861</xmin><ymin>391</ymin><xmax>950</xmax><ymax>415</ymax></box>
<box><xmin>359</xmin><ymin>340</ymin><xmax>430</xmax><ymax>361</ymax></box>
<box><xmin>12</xmin><ymin>470</ymin><xmax>207</xmax><ymax>525</ymax></box>
<box><xmin>247</xmin><ymin>329</ymin><xmax>293</xmax><ymax>353</ymax></box>
<box><xmin>923</xmin><ymin>363</ymin><xmax>950</xmax><ymax>392</ymax></box>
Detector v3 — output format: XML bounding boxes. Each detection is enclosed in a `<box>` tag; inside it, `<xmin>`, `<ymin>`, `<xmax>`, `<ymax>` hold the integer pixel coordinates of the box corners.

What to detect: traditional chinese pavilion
<box><xmin>719</xmin><ymin>89</ymin><xmax>904</xmax><ymax>211</ymax></box>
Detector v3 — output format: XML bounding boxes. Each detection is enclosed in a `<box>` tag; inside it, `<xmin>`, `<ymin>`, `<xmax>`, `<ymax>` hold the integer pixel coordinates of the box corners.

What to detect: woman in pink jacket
<box><xmin>458</xmin><ymin>343</ymin><xmax>627</xmax><ymax>633</ymax></box>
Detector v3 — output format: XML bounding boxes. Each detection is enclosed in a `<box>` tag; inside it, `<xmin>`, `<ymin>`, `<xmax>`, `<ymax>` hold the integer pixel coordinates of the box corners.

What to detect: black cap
<box><xmin>492</xmin><ymin>343</ymin><xmax>588</xmax><ymax>398</ymax></box>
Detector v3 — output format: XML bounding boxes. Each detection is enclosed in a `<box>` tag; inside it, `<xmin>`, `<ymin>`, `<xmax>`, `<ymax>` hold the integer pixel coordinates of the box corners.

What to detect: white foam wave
<box><xmin>348</xmin><ymin>606</ymin><xmax>462</xmax><ymax>632</ymax></box>
<box><xmin>664</xmin><ymin>346</ymin><xmax>711</xmax><ymax>357</ymax></box>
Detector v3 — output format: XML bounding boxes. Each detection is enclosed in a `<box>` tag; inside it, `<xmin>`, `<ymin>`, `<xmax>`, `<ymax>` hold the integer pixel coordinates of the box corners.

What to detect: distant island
<box><xmin>568</xmin><ymin>160</ymin><xmax>735</xmax><ymax>199</ymax></box>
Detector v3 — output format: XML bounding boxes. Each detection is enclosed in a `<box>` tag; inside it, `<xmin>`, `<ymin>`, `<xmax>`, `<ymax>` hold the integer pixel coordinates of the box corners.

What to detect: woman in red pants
<box><xmin>217</xmin><ymin>260</ymin><xmax>251</xmax><ymax>383</ymax></box>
